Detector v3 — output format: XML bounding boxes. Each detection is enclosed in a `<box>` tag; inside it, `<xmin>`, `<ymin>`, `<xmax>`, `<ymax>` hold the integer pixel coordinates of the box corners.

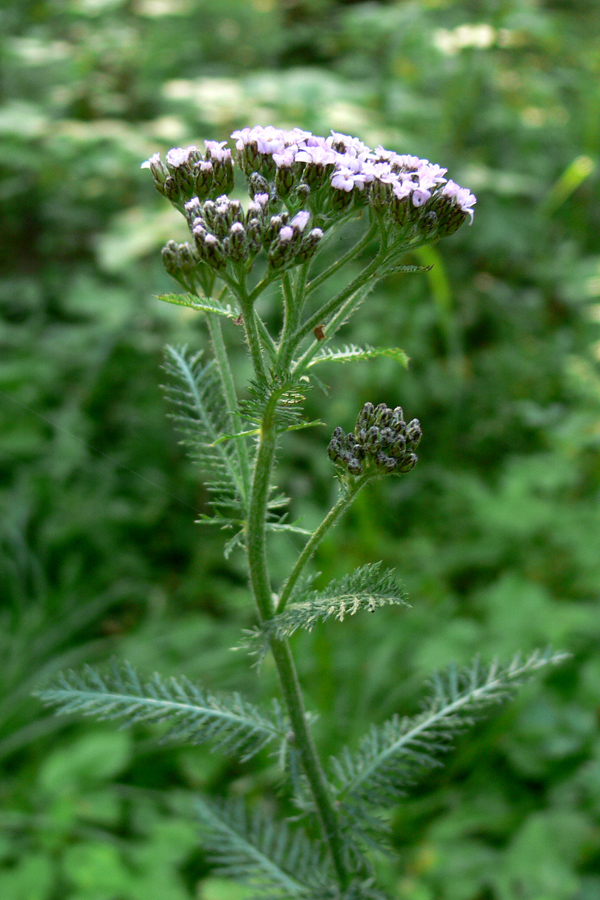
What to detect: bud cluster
<box><xmin>181</xmin><ymin>192</ymin><xmax>324</xmax><ymax>275</ymax></box>
<box><xmin>141</xmin><ymin>141</ymin><xmax>234</xmax><ymax>210</ymax></box>
<box><xmin>328</xmin><ymin>402</ymin><xmax>422</xmax><ymax>476</ymax></box>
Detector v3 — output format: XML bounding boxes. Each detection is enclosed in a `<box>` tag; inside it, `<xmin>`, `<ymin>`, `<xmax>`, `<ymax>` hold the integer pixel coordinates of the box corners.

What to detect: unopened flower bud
<box><xmin>374</xmin><ymin>404</ymin><xmax>393</xmax><ymax>427</ymax></box>
<box><xmin>390</xmin><ymin>407</ymin><xmax>405</xmax><ymax>429</ymax></box>
<box><xmin>398</xmin><ymin>453</ymin><xmax>418</xmax><ymax>473</ymax></box>
<box><xmin>347</xmin><ymin>458</ymin><xmax>363</xmax><ymax>475</ymax></box>
<box><xmin>193</xmin><ymin>161</ymin><xmax>214</xmax><ymax>200</ymax></box>
<box><xmin>295</xmin><ymin>227</ymin><xmax>324</xmax><ymax>263</ymax></box>
<box><xmin>246</xmin><ymin>218</ymin><xmax>263</xmax><ymax>252</ymax></box>
<box><xmin>226</xmin><ymin>222</ymin><xmax>248</xmax><ymax>262</ymax></box>
<box><xmin>365</xmin><ymin>426</ymin><xmax>381</xmax><ymax>450</ymax></box>
<box><xmin>197</xmin><ymin>233</ymin><xmax>226</xmax><ymax>270</ymax></box>
<box><xmin>248</xmin><ymin>173</ymin><xmax>271</xmax><ymax>199</ymax></box>
<box><xmin>357</xmin><ymin>402</ymin><xmax>375</xmax><ymax>430</ymax></box>
<box><xmin>405</xmin><ymin>419</ymin><xmax>422</xmax><ymax>448</ymax></box>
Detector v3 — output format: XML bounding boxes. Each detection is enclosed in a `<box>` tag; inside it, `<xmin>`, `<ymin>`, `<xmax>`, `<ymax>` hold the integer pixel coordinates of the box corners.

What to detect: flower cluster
<box><xmin>328</xmin><ymin>402</ymin><xmax>422</xmax><ymax>477</ymax></box>
<box><xmin>142</xmin><ymin>127</ymin><xmax>476</xmax><ymax>281</ymax></box>
<box><xmin>231</xmin><ymin>126</ymin><xmax>475</xmax><ymax>235</ymax></box>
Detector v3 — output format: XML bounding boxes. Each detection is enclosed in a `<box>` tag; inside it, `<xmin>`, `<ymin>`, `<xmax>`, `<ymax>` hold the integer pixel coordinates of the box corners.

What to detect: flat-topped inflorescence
<box><xmin>142</xmin><ymin>126</ymin><xmax>476</xmax><ymax>285</ymax></box>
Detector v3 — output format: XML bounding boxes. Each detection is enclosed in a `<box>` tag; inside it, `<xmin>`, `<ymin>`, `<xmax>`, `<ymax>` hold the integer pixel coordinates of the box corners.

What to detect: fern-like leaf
<box><xmin>158</xmin><ymin>292</ymin><xmax>239</xmax><ymax>318</ymax></box>
<box><xmin>307</xmin><ymin>345</ymin><xmax>409</xmax><ymax>369</ymax></box>
<box><xmin>248</xmin><ymin>563</ymin><xmax>408</xmax><ymax>648</ymax></box>
<box><xmin>194</xmin><ymin>796</ymin><xmax>333</xmax><ymax>899</ymax></box>
<box><xmin>330</xmin><ymin>649</ymin><xmax>568</xmax><ymax>813</ymax></box>
<box><xmin>35</xmin><ymin>662</ymin><xmax>288</xmax><ymax>761</ymax></box>
<box><xmin>240</xmin><ymin>371</ymin><xmax>311</xmax><ymax>431</ymax></box>
<box><xmin>162</xmin><ymin>344</ymin><xmax>247</xmax><ymax>521</ymax></box>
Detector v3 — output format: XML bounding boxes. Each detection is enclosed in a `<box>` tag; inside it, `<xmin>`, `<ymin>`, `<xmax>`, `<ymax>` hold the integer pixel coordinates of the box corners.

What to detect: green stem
<box><xmin>306</xmin><ymin>222</ymin><xmax>379</xmax><ymax>298</ymax></box>
<box><xmin>277</xmin><ymin>265</ymin><xmax>309</xmax><ymax>369</ymax></box>
<box><xmin>277</xmin><ymin>475</ymin><xmax>371</xmax><ymax>614</ymax></box>
<box><xmin>246</xmin><ymin>393</ymin><xmax>350</xmax><ymax>891</ymax></box>
<box><xmin>234</xmin><ymin>280</ymin><xmax>267</xmax><ymax>380</ymax></box>
<box><xmin>291</xmin><ymin>251</ymin><xmax>383</xmax><ymax>354</ymax></box>
<box><xmin>292</xmin><ymin>277</ymin><xmax>381</xmax><ymax>375</ymax></box>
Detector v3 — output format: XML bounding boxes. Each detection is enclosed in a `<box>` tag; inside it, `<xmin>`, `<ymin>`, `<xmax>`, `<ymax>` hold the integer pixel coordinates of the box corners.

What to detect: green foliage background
<box><xmin>1</xmin><ymin>0</ymin><xmax>599</xmax><ymax>898</ymax></box>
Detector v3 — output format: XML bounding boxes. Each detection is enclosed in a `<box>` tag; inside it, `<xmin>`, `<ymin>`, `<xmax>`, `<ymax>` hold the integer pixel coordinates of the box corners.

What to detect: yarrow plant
<box><xmin>38</xmin><ymin>126</ymin><xmax>565</xmax><ymax>899</ymax></box>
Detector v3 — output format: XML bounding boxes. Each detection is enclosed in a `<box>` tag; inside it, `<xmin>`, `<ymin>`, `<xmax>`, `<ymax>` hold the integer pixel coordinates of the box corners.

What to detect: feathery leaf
<box><xmin>330</xmin><ymin>649</ymin><xmax>568</xmax><ymax>813</ymax></box>
<box><xmin>35</xmin><ymin>662</ymin><xmax>288</xmax><ymax>761</ymax></box>
<box><xmin>162</xmin><ymin>344</ymin><xmax>247</xmax><ymax>521</ymax></box>
<box><xmin>158</xmin><ymin>292</ymin><xmax>239</xmax><ymax>318</ymax></box>
<box><xmin>250</xmin><ymin>563</ymin><xmax>408</xmax><ymax>647</ymax></box>
<box><xmin>307</xmin><ymin>345</ymin><xmax>409</xmax><ymax>369</ymax></box>
<box><xmin>240</xmin><ymin>371</ymin><xmax>311</xmax><ymax>431</ymax></box>
<box><xmin>194</xmin><ymin>796</ymin><xmax>333</xmax><ymax>899</ymax></box>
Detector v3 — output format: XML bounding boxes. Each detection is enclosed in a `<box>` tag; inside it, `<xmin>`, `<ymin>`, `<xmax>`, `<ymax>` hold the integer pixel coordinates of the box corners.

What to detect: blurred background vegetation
<box><xmin>1</xmin><ymin>0</ymin><xmax>600</xmax><ymax>898</ymax></box>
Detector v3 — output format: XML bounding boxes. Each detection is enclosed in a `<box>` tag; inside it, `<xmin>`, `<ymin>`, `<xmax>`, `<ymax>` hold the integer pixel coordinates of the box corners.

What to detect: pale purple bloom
<box><xmin>327</xmin><ymin>132</ymin><xmax>370</xmax><ymax>159</ymax></box>
<box><xmin>331</xmin><ymin>168</ymin><xmax>356</xmax><ymax>192</ymax></box>
<box><xmin>411</xmin><ymin>188</ymin><xmax>432</xmax><ymax>207</ymax></box>
<box><xmin>278</xmin><ymin>226</ymin><xmax>294</xmax><ymax>242</ymax></box>
<box><xmin>230</xmin><ymin>222</ymin><xmax>245</xmax><ymax>234</ymax></box>
<box><xmin>141</xmin><ymin>152</ymin><xmax>161</xmax><ymax>170</ymax></box>
<box><xmin>204</xmin><ymin>140</ymin><xmax>231</xmax><ymax>162</ymax></box>
<box><xmin>185</xmin><ymin>197</ymin><xmax>201</xmax><ymax>212</ymax></box>
<box><xmin>295</xmin><ymin>145</ymin><xmax>337</xmax><ymax>166</ymax></box>
<box><xmin>291</xmin><ymin>211</ymin><xmax>310</xmax><ymax>231</ymax></box>
<box><xmin>273</xmin><ymin>148</ymin><xmax>296</xmax><ymax>168</ymax></box>
<box><xmin>442</xmin><ymin>180</ymin><xmax>477</xmax><ymax>222</ymax></box>
<box><xmin>392</xmin><ymin>180</ymin><xmax>413</xmax><ymax>201</ymax></box>
<box><xmin>204</xmin><ymin>233</ymin><xmax>219</xmax><ymax>245</ymax></box>
<box><xmin>166</xmin><ymin>146</ymin><xmax>198</xmax><ymax>168</ymax></box>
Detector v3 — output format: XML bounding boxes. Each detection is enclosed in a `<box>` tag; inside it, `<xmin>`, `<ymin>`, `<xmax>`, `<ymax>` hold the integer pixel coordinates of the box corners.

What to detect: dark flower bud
<box><xmin>328</xmin><ymin>439</ymin><xmax>342</xmax><ymax>461</ymax></box>
<box><xmin>264</xmin><ymin>214</ymin><xmax>288</xmax><ymax>246</ymax></box>
<box><xmin>332</xmin><ymin>426</ymin><xmax>344</xmax><ymax>440</ymax></box>
<box><xmin>275</xmin><ymin>163</ymin><xmax>296</xmax><ymax>199</ymax></box>
<box><xmin>390</xmin><ymin>407</ymin><xmax>404</xmax><ymax>429</ymax></box>
<box><xmin>246</xmin><ymin>218</ymin><xmax>263</xmax><ymax>253</ymax></box>
<box><xmin>365</xmin><ymin>426</ymin><xmax>381</xmax><ymax>450</ymax></box>
<box><xmin>202</xmin><ymin>201</ymin><xmax>217</xmax><ymax>230</ymax></box>
<box><xmin>398</xmin><ymin>453</ymin><xmax>418</xmax><ymax>473</ymax></box>
<box><xmin>226</xmin><ymin>222</ymin><xmax>248</xmax><ymax>262</ymax></box>
<box><xmin>217</xmin><ymin>160</ymin><xmax>235</xmax><ymax>195</ymax></box>
<box><xmin>177</xmin><ymin>242</ymin><xmax>197</xmax><ymax>270</ymax></box>
<box><xmin>193</xmin><ymin>161</ymin><xmax>214</xmax><ymax>200</ymax></box>
<box><xmin>248</xmin><ymin>173</ymin><xmax>271</xmax><ymax>199</ymax></box>
<box><xmin>374</xmin><ymin>403</ymin><xmax>393</xmax><ymax>427</ymax></box>
<box><xmin>389</xmin><ymin>434</ymin><xmax>406</xmax><ymax>458</ymax></box>
<box><xmin>197</xmin><ymin>233</ymin><xmax>226</xmax><ymax>270</ymax></box>
<box><xmin>405</xmin><ymin>419</ymin><xmax>422</xmax><ymax>448</ymax></box>
<box><xmin>357</xmin><ymin>402</ymin><xmax>375</xmax><ymax>430</ymax></box>
<box><xmin>380</xmin><ymin>427</ymin><xmax>395</xmax><ymax>445</ymax></box>
<box><xmin>295</xmin><ymin>228</ymin><xmax>324</xmax><ymax>263</ymax></box>
<box><xmin>347</xmin><ymin>458</ymin><xmax>363</xmax><ymax>475</ymax></box>
<box><xmin>161</xmin><ymin>241</ymin><xmax>180</xmax><ymax>279</ymax></box>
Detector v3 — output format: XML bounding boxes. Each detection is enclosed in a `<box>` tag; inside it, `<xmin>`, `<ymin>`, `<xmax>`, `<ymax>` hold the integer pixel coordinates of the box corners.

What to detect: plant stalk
<box><xmin>245</xmin><ymin>391</ymin><xmax>350</xmax><ymax>890</ymax></box>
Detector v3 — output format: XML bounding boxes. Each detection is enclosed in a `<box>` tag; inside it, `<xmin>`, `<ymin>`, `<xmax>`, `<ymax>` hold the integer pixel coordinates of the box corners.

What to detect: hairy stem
<box><xmin>291</xmin><ymin>251</ymin><xmax>383</xmax><ymax>354</ymax></box>
<box><xmin>306</xmin><ymin>221</ymin><xmax>379</xmax><ymax>298</ymax></box>
<box><xmin>235</xmin><ymin>280</ymin><xmax>267</xmax><ymax>380</ymax></box>
<box><xmin>246</xmin><ymin>391</ymin><xmax>350</xmax><ymax>890</ymax></box>
<box><xmin>276</xmin><ymin>475</ymin><xmax>371</xmax><ymax>614</ymax></box>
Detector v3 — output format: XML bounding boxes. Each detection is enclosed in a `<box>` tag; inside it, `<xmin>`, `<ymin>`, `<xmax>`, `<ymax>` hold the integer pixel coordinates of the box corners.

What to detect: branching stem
<box><xmin>277</xmin><ymin>474</ymin><xmax>372</xmax><ymax>614</ymax></box>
